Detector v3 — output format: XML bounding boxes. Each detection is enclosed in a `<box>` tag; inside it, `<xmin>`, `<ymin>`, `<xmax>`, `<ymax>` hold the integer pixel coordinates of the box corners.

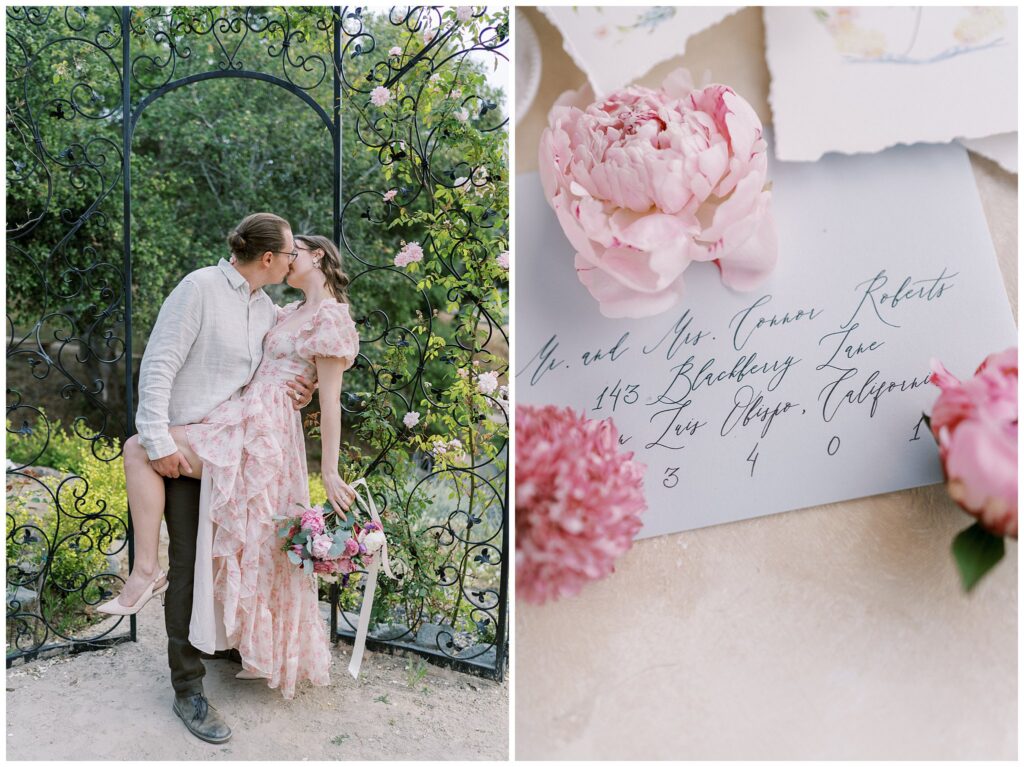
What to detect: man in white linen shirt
<box><xmin>135</xmin><ymin>212</ymin><xmax>314</xmax><ymax>744</ymax></box>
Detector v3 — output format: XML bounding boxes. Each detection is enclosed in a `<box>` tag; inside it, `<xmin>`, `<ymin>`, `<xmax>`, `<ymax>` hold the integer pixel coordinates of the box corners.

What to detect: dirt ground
<box><xmin>5</xmin><ymin>599</ymin><xmax>508</xmax><ymax>761</ymax></box>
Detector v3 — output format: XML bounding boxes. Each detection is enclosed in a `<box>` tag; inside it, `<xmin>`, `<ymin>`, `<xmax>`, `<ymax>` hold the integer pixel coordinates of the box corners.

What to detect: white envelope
<box><xmin>516</xmin><ymin>141</ymin><xmax>1016</xmax><ymax>539</ymax></box>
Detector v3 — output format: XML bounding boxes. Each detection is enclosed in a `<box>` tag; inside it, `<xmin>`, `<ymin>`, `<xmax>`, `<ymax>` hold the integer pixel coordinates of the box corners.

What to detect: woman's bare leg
<box><xmin>118</xmin><ymin>428</ymin><xmax>202</xmax><ymax>606</ymax></box>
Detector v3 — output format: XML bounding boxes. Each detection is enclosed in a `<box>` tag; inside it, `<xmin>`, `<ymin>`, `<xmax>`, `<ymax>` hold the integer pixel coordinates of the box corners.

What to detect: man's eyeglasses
<box><xmin>273</xmin><ymin>250</ymin><xmax>299</xmax><ymax>264</ymax></box>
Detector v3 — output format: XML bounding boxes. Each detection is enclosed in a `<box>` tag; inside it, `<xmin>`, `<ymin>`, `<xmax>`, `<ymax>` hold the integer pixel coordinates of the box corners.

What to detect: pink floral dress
<box><xmin>184</xmin><ymin>298</ymin><xmax>359</xmax><ymax>699</ymax></box>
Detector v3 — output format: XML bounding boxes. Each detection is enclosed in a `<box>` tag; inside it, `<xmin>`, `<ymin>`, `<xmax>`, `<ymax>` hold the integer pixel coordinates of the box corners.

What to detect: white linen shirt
<box><xmin>135</xmin><ymin>258</ymin><xmax>278</xmax><ymax>461</ymax></box>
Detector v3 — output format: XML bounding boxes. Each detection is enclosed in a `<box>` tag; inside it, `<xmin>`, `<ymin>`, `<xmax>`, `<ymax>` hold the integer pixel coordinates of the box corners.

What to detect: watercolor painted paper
<box><xmin>540</xmin><ymin>6</ymin><xmax>739</xmax><ymax>96</ymax></box>
<box><xmin>765</xmin><ymin>7</ymin><xmax>1017</xmax><ymax>162</ymax></box>
<box><xmin>516</xmin><ymin>142</ymin><xmax>1016</xmax><ymax>540</ymax></box>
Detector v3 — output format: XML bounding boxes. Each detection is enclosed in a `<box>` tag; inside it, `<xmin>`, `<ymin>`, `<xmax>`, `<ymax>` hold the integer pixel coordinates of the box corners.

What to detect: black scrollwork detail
<box><xmin>7</xmin><ymin>5</ymin><xmax>508</xmax><ymax>681</ymax></box>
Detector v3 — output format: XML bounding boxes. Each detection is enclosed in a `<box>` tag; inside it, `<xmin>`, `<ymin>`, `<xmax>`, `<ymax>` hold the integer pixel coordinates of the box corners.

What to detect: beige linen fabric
<box><xmin>135</xmin><ymin>258</ymin><xmax>277</xmax><ymax>460</ymax></box>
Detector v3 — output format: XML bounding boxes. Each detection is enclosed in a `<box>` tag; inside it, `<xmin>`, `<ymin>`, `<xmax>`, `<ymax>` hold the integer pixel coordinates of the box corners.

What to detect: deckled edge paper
<box><xmin>959</xmin><ymin>132</ymin><xmax>1018</xmax><ymax>174</ymax></box>
<box><xmin>540</xmin><ymin>5</ymin><xmax>739</xmax><ymax>96</ymax></box>
<box><xmin>765</xmin><ymin>6</ymin><xmax>1018</xmax><ymax>162</ymax></box>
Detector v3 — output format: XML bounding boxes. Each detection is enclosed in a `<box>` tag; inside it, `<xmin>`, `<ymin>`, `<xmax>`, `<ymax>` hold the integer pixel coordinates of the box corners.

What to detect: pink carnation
<box><xmin>300</xmin><ymin>508</ymin><xmax>325</xmax><ymax>536</ymax></box>
<box><xmin>516</xmin><ymin>404</ymin><xmax>647</xmax><ymax>605</ymax></box>
<box><xmin>370</xmin><ymin>86</ymin><xmax>391</xmax><ymax>107</ymax></box>
<box><xmin>539</xmin><ymin>68</ymin><xmax>777</xmax><ymax>319</ymax></box>
<box><xmin>929</xmin><ymin>347</ymin><xmax>1017</xmax><ymax>537</ymax></box>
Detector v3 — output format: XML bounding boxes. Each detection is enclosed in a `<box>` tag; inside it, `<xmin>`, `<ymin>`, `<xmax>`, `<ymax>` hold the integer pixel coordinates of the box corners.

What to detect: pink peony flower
<box><xmin>929</xmin><ymin>348</ymin><xmax>1018</xmax><ymax>538</ymax></box>
<box><xmin>393</xmin><ymin>241</ymin><xmax>424</xmax><ymax>268</ymax></box>
<box><xmin>389</xmin><ymin>46</ymin><xmax>402</xmax><ymax>57</ymax></box>
<box><xmin>300</xmin><ymin>508</ymin><xmax>325</xmax><ymax>536</ymax></box>
<box><xmin>383</xmin><ymin>188</ymin><xmax>397</xmax><ymax>202</ymax></box>
<box><xmin>538</xmin><ymin>68</ymin><xmax>777</xmax><ymax>318</ymax></box>
<box><xmin>454</xmin><ymin>107</ymin><xmax>469</xmax><ymax>123</ymax></box>
<box><xmin>477</xmin><ymin>370</ymin><xmax>499</xmax><ymax>395</ymax></box>
<box><xmin>496</xmin><ymin>250</ymin><xmax>510</xmax><ymax>270</ymax></box>
<box><xmin>403</xmin><ymin>411</ymin><xmax>420</xmax><ymax>428</ymax></box>
<box><xmin>516</xmin><ymin>404</ymin><xmax>647</xmax><ymax>604</ymax></box>
<box><xmin>343</xmin><ymin>537</ymin><xmax>360</xmax><ymax>557</ymax></box>
<box><xmin>370</xmin><ymin>86</ymin><xmax>391</xmax><ymax>107</ymax></box>
<box><xmin>310</xmin><ymin>533</ymin><xmax>334</xmax><ymax>559</ymax></box>
<box><xmin>456</xmin><ymin>6</ymin><xmax>473</xmax><ymax>22</ymax></box>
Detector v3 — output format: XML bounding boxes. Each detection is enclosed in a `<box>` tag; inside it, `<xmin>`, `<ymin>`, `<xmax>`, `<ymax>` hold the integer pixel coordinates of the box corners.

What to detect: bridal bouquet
<box><xmin>275</xmin><ymin>502</ymin><xmax>387</xmax><ymax>585</ymax></box>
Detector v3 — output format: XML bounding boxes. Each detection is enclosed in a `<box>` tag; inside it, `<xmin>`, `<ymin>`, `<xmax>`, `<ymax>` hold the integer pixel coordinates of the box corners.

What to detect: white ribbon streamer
<box><xmin>347</xmin><ymin>477</ymin><xmax>395</xmax><ymax>679</ymax></box>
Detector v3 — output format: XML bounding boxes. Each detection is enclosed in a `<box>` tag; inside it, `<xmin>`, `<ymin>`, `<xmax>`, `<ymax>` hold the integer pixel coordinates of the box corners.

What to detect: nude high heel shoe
<box><xmin>96</xmin><ymin>570</ymin><xmax>169</xmax><ymax>615</ymax></box>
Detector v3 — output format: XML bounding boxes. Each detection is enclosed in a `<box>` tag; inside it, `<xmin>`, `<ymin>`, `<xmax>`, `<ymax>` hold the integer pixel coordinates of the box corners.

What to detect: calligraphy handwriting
<box><xmin>842</xmin><ymin>268</ymin><xmax>958</xmax><ymax>330</ymax></box>
<box><xmin>642</xmin><ymin>310</ymin><xmax>712</xmax><ymax>361</ymax></box>
<box><xmin>730</xmin><ymin>294</ymin><xmax>823</xmax><ymax>352</ymax></box>
<box><xmin>653</xmin><ymin>353</ymin><xmax>801</xmax><ymax>405</ymax></box>
<box><xmin>516</xmin><ymin>335</ymin><xmax>567</xmax><ymax>386</ymax></box>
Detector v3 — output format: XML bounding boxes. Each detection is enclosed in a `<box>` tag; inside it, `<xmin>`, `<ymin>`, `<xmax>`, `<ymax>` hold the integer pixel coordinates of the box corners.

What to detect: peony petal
<box><xmin>662</xmin><ymin>67</ymin><xmax>695</xmax><ymax>100</ymax></box>
<box><xmin>716</xmin><ymin>209</ymin><xmax>778</xmax><ymax>292</ymax></box>
<box><xmin>576</xmin><ymin>253</ymin><xmax>688</xmax><ymax>319</ymax></box>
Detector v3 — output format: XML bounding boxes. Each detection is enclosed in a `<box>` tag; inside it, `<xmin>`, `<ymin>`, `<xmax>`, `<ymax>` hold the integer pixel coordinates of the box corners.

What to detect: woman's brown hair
<box><xmin>295</xmin><ymin>234</ymin><xmax>350</xmax><ymax>303</ymax></box>
<box><xmin>227</xmin><ymin>212</ymin><xmax>290</xmax><ymax>263</ymax></box>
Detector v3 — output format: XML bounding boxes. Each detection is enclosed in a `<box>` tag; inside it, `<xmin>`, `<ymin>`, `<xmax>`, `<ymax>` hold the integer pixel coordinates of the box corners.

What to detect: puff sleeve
<box><xmin>275</xmin><ymin>299</ymin><xmax>302</xmax><ymax>322</ymax></box>
<box><xmin>295</xmin><ymin>299</ymin><xmax>359</xmax><ymax>370</ymax></box>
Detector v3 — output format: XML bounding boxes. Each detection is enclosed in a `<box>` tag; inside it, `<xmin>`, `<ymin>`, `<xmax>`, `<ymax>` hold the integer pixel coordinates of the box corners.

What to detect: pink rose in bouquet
<box><xmin>538</xmin><ymin>68</ymin><xmax>777</xmax><ymax>318</ymax></box>
<box><xmin>929</xmin><ymin>348</ymin><xmax>1017</xmax><ymax>538</ymax></box>
<box><xmin>516</xmin><ymin>404</ymin><xmax>647</xmax><ymax>605</ymax></box>
<box><xmin>300</xmin><ymin>507</ymin><xmax>325</xmax><ymax>536</ymax></box>
<box><xmin>335</xmin><ymin>557</ymin><xmax>357</xmax><ymax>575</ymax></box>
<box><xmin>313</xmin><ymin>559</ymin><xmax>336</xmax><ymax>575</ymax></box>
<box><xmin>311</xmin><ymin>533</ymin><xmax>334</xmax><ymax>560</ymax></box>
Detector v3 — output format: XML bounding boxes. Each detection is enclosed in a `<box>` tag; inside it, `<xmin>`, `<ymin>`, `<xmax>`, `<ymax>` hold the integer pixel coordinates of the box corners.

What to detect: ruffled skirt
<box><xmin>185</xmin><ymin>381</ymin><xmax>332</xmax><ymax>699</ymax></box>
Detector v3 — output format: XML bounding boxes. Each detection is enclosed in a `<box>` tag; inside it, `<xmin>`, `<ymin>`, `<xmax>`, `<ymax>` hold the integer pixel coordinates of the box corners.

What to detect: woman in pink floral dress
<box><xmin>99</xmin><ymin>235</ymin><xmax>359</xmax><ymax>700</ymax></box>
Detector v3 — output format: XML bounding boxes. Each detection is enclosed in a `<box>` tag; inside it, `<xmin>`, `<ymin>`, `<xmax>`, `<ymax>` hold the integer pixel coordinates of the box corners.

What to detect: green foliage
<box><xmin>8</xmin><ymin>6</ymin><xmax>509</xmax><ymax>656</ymax></box>
<box><xmin>7</xmin><ymin>412</ymin><xmax>127</xmax><ymax>519</ymax></box>
<box><xmin>405</xmin><ymin>656</ymin><xmax>429</xmax><ymax>689</ymax></box>
<box><xmin>952</xmin><ymin>521</ymin><xmax>1006</xmax><ymax>592</ymax></box>
<box><xmin>7</xmin><ymin>478</ymin><xmax>115</xmax><ymax>639</ymax></box>
<box><xmin>7</xmin><ymin>413</ymin><xmax>127</xmax><ymax>639</ymax></box>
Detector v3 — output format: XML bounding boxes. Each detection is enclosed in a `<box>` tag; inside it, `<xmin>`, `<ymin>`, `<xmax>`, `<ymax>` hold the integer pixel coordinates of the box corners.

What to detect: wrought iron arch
<box><xmin>7</xmin><ymin>5</ymin><xmax>509</xmax><ymax>680</ymax></box>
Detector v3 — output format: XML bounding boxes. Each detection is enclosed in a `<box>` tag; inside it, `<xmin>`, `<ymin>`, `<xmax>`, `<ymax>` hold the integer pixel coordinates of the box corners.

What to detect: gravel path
<box><xmin>6</xmin><ymin>599</ymin><xmax>508</xmax><ymax>760</ymax></box>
